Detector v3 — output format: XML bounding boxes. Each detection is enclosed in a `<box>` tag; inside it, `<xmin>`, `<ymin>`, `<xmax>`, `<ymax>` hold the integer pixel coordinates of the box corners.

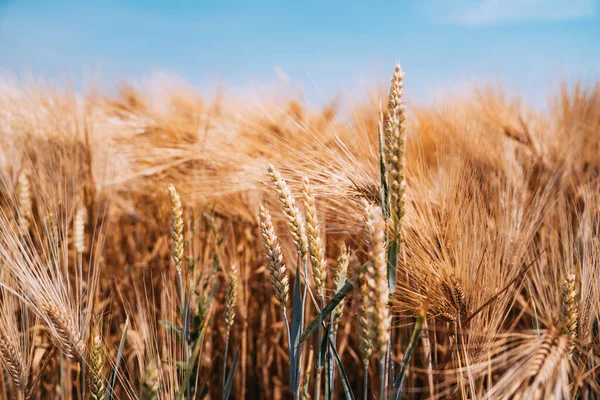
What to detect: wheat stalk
<box><xmin>167</xmin><ymin>184</ymin><xmax>191</xmax><ymax>396</ymax></box>
<box><xmin>74</xmin><ymin>204</ymin><xmax>88</xmax><ymax>400</ymax></box>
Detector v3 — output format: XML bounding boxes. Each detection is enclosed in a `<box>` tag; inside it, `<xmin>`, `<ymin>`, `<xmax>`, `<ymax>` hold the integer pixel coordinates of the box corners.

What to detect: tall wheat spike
<box><xmin>384</xmin><ymin>64</ymin><xmax>407</xmax><ymax>239</ymax></box>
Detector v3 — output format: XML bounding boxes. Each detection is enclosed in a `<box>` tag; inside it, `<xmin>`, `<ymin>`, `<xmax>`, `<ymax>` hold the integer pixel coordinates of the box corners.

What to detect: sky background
<box><xmin>1</xmin><ymin>0</ymin><xmax>599</xmax><ymax>106</ymax></box>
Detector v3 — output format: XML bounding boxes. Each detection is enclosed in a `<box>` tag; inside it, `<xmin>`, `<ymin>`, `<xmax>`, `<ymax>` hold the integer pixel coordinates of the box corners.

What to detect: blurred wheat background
<box><xmin>1</xmin><ymin>1</ymin><xmax>600</xmax><ymax>399</ymax></box>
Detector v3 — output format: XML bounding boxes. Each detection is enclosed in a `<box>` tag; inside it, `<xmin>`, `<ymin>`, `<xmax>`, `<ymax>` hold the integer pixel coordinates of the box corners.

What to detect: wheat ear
<box><xmin>524</xmin><ymin>328</ymin><xmax>570</xmax><ymax>397</ymax></box>
<box><xmin>259</xmin><ymin>204</ymin><xmax>290</xmax><ymax>307</ymax></box>
<box><xmin>43</xmin><ymin>304</ymin><xmax>85</xmax><ymax>360</ymax></box>
<box><xmin>141</xmin><ymin>360</ymin><xmax>160</xmax><ymax>400</ymax></box>
<box><xmin>89</xmin><ymin>331</ymin><xmax>105</xmax><ymax>400</ymax></box>
<box><xmin>363</xmin><ymin>202</ymin><xmax>390</xmax><ymax>361</ymax></box>
<box><xmin>561</xmin><ymin>273</ymin><xmax>577</xmax><ymax>353</ymax></box>
<box><xmin>74</xmin><ymin>206</ymin><xmax>87</xmax><ymax>254</ymax></box>
<box><xmin>333</xmin><ymin>244</ymin><xmax>349</xmax><ymax>326</ymax></box>
<box><xmin>384</xmin><ymin>64</ymin><xmax>407</xmax><ymax>239</ymax></box>
<box><xmin>0</xmin><ymin>334</ymin><xmax>28</xmax><ymax>392</ymax></box>
<box><xmin>224</xmin><ymin>264</ymin><xmax>239</xmax><ymax>335</ymax></box>
<box><xmin>17</xmin><ymin>169</ymin><xmax>32</xmax><ymax>235</ymax></box>
<box><xmin>45</xmin><ymin>212</ymin><xmax>59</xmax><ymax>247</ymax></box>
<box><xmin>167</xmin><ymin>185</ymin><xmax>184</xmax><ymax>274</ymax></box>
<box><xmin>266</xmin><ymin>164</ymin><xmax>308</xmax><ymax>259</ymax></box>
<box><xmin>353</xmin><ymin>250</ymin><xmax>373</xmax><ymax>365</ymax></box>
<box><xmin>302</xmin><ymin>176</ymin><xmax>327</xmax><ymax>296</ymax></box>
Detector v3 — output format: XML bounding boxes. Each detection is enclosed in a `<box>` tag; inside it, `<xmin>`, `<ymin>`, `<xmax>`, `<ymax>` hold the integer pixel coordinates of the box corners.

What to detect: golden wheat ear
<box><xmin>561</xmin><ymin>273</ymin><xmax>577</xmax><ymax>353</ymax></box>
<box><xmin>332</xmin><ymin>244</ymin><xmax>349</xmax><ymax>327</ymax></box>
<box><xmin>266</xmin><ymin>164</ymin><xmax>308</xmax><ymax>260</ymax></box>
<box><xmin>363</xmin><ymin>201</ymin><xmax>390</xmax><ymax>362</ymax></box>
<box><xmin>42</xmin><ymin>304</ymin><xmax>85</xmax><ymax>361</ymax></box>
<box><xmin>384</xmin><ymin>64</ymin><xmax>407</xmax><ymax>239</ymax></box>
<box><xmin>302</xmin><ymin>176</ymin><xmax>326</xmax><ymax>297</ymax></box>
<box><xmin>16</xmin><ymin>169</ymin><xmax>32</xmax><ymax>236</ymax></box>
<box><xmin>224</xmin><ymin>264</ymin><xmax>239</xmax><ymax>335</ymax></box>
<box><xmin>0</xmin><ymin>334</ymin><xmax>28</xmax><ymax>392</ymax></box>
<box><xmin>167</xmin><ymin>184</ymin><xmax>185</xmax><ymax>274</ymax></box>
<box><xmin>89</xmin><ymin>328</ymin><xmax>106</xmax><ymax>400</ymax></box>
<box><xmin>258</xmin><ymin>204</ymin><xmax>289</xmax><ymax>307</ymax></box>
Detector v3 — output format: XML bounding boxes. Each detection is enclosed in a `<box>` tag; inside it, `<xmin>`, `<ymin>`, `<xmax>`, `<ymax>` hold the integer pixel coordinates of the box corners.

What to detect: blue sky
<box><xmin>1</xmin><ymin>0</ymin><xmax>599</xmax><ymax>105</ymax></box>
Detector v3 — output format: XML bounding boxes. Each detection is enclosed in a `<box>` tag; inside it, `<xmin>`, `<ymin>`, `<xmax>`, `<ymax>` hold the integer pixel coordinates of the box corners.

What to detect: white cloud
<box><xmin>440</xmin><ymin>0</ymin><xmax>597</xmax><ymax>25</ymax></box>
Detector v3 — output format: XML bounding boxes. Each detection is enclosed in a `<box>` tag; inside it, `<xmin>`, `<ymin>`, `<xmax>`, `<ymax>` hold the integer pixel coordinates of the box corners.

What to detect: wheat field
<box><xmin>0</xmin><ymin>65</ymin><xmax>599</xmax><ymax>399</ymax></box>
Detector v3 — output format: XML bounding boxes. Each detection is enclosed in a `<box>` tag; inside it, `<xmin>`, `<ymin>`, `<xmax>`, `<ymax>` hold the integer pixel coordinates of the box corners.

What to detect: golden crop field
<box><xmin>0</xmin><ymin>64</ymin><xmax>599</xmax><ymax>399</ymax></box>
